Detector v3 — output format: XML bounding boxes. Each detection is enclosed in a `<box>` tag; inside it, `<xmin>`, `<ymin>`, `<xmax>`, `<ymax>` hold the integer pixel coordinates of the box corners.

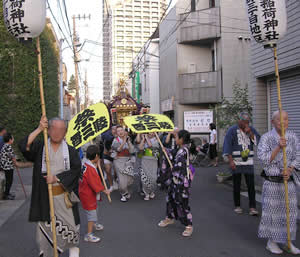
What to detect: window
<box><xmin>191</xmin><ymin>0</ymin><xmax>196</xmax><ymax>12</ymax></box>
<box><xmin>209</xmin><ymin>0</ymin><xmax>215</xmax><ymax>8</ymax></box>
<box><xmin>211</xmin><ymin>49</ymin><xmax>216</xmax><ymax>71</ymax></box>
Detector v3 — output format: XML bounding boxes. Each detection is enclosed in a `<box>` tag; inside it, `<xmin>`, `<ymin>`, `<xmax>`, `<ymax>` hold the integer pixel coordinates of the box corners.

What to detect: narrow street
<box><xmin>0</xmin><ymin>166</ymin><xmax>299</xmax><ymax>257</ymax></box>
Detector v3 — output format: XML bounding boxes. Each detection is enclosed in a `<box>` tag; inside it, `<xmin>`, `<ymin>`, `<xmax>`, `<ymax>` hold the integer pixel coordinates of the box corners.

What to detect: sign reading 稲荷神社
<box><xmin>3</xmin><ymin>0</ymin><xmax>46</xmax><ymax>40</ymax></box>
<box><xmin>245</xmin><ymin>0</ymin><xmax>287</xmax><ymax>46</ymax></box>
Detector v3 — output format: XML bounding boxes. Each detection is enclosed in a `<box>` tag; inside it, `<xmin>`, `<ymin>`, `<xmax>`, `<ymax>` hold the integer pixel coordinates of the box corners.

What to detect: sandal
<box><xmin>234</xmin><ymin>207</ymin><xmax>243</xmax><ymax>214</ymax></box>
<box><xmin>249</xmin><ymin>208</ymin><xmax>259</xmax><ymax>216</ymax></box>
<box><xmin>182</xmin><ymin>226</ymin><xmax>193</xmax><ymax>237</ymax></box>
<box><xmin>158</xmin><ymin>218</ymin><xmax>174</xmax><ymax>227</ymax></box>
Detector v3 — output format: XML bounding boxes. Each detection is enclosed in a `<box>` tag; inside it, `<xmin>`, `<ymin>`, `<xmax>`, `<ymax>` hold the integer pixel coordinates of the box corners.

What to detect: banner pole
<box><xmin>36</xmin><ymin>37</ymin><xmax>58</xmax><ymax>257</ymax></box>
<box><xmin>273</xmin><ymin>45</ymin><xmax>291</xmax><ymax>250</ymax></box>
<box><xmin>97</xmin><ymin>162</ymin><xmax>112</xmax><ymax>203</ymax></box>
<box><xmin>16</xmin><ymin>166</ymin><xmax>27</xmax><ymax>198</ymax></box>
<box><xmin>155</xmin><ymin>132</ymin><xmax>173</xmax><ymax>169</ymax></box>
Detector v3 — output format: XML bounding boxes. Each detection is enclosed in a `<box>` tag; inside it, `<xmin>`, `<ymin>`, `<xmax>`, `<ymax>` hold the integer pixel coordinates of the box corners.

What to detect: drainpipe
<box><xmin>59</xmin><ymin>39</ymin><xmax>64</xmax><ymax>119</ymax></box>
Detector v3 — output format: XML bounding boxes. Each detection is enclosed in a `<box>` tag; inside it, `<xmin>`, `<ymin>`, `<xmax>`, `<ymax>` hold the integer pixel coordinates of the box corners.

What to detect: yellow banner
<box><xmin>66</xmin><ymin>103</ymin><xmax>110</xmax><ymax>149</ymax></box>
<box><xmin>124</xmin><ymin>114</ymin><xmax>174</xmax><ymax>133</ymax></box>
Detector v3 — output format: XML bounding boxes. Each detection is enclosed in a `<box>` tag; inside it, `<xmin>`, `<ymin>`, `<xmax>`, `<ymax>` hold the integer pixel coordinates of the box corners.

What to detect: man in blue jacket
<box><xmin>223</xmin><ymin>112</ymin><xmax>260</xmax><ymax>216</ymax></box>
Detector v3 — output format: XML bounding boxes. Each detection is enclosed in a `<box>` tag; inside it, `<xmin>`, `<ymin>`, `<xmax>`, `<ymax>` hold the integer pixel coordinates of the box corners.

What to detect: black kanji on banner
<box><xmin>81</xmin><ymin>124</ymin><xmax>95</xmax><ymax>141</ymax></box>
<box><xmin>74</xmin><ymin>109</ymin><xmax>96</xmax><ymax>130</ymax></box>
<box><xmin>135</xmin><ymin>114</ymin><xmax>158</xmax><ymax>123</ymax></box>
<box><xmin>3</xmin><ymin>0</ymin><xmax>32</xmax><ymax>37</ymax></box>
<box><xmin>144</xmin><ymin>122</ymin><xmax>161</xmax><ymax>131</ymax></box>
<box><xmin>260</xmin><ymin>0</ymin><xmax>279</xmax><ymax>42</ymax></box>
<box><xmin>93</xmin><ymin>116</ymin><xmax>108</xmax><ymax>133</ymax></box>
<box><xmin>70</xmin><ymin>110</ymin><xmax>108</xmax><ymax>148</ymax></box>
<box><xmin>70</xmin><ymin>131</ymin><xmax>82</xmax><ymax>148</ymax></box>
<box><xmin>132</xmin><ymin>123</ymin><xmax>147</xmax><ymax>131</ymax></box>
<box><xmin>158</xmin><ymin>122</ymin><xmax>173</xmax><ymax>130</ymax></box>
<box><xmin>131</xmin><ymin>115</ymin><xmax>173</xmax><ymax>132</ymax></box>
<box><xmin>246</xmin><ymin>0</ymin><xmax>264</xmax><ymax>43</ymax></box>
<box><xmin>70</xmin><ymin>109</ymin><xmax>96</xmax><ymax>148</ymax></box>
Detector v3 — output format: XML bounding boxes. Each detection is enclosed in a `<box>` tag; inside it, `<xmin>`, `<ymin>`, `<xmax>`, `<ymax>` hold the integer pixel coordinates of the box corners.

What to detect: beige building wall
<box><xmin>177</xmin><ymin>44</ymin><xmax>212</xmax><ymax>74</ymax></box>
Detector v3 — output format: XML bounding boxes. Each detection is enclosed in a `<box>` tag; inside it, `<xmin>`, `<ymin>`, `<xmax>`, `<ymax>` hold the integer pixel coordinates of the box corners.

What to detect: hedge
<box><xmin>0</xmin><ymin>2</ymin><xmax>59</xmax><ymax>156</ymax></box>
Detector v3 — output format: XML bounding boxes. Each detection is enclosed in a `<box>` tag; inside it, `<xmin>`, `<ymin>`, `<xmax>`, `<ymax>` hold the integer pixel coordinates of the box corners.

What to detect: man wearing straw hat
<box><xmin>19</xmin><ymin>116</ymin><xmax>81</xmax><ymax>257</ymax></box>
<box><xmin>223</xmin><ymin>111</ymin><xmax>260</xmax><ymax>216</ymax></box>
<box><xmin>257</xmin><ymin>110</ymin><xmax>300</xmax><ymax>254</ymax></box>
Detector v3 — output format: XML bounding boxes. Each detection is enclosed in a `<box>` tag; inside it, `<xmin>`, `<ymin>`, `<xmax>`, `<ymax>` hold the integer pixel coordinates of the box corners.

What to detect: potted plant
<box><xmin>216</xmin><ymin>171</ymin><xmax>232</xmax><ymax>183</ymax></box>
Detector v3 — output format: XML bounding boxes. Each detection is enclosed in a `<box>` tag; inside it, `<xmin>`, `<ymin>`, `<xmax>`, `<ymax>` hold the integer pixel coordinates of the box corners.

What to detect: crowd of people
<box><xmin>0</xmin><ymin>109</ymin><xmax>300</xmax><ymax>256</ymax></box>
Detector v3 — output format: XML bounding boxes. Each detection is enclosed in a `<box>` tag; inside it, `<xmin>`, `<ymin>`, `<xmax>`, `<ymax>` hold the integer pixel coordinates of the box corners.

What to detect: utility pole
<box><xmin>84</xmin><ymin>70</ymin><xmax>89</xmax><ymax>109</ymax></box>
<box><xmin>72</xmin><ymin>14</ymin><xmax>91</xmax><ymax>113</ymax></box>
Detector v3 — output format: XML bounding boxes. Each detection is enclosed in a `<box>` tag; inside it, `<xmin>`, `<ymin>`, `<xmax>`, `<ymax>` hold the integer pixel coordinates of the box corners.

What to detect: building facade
<box><xmin>102</xmin><ymin>0</ymin><xmax>113</xmax><ymax>102</ymax></box>
<box><xmin>251</xmin><ymin>0</ymin><xmax>300</xmax><ymax>138</ymax></box>
<box><xmin>131</xmin><ymin>30</ymin><xmax>160</xmax><ymax>113</ymax></box>
<box><xmin>159</xmin><ymin>0</ymin><xmax>252</xmax><ymax>136</ymax></box>
<box><xmin>102</xmin><ymin>0</ymin><xmax>166</xmax><ymax>100</ymax></box>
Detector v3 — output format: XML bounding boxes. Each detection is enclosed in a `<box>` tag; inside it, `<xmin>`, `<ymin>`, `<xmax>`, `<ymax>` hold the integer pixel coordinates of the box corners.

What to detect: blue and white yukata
<box><xmin>258</xmin><ymin>128</ymin><xmax>300</xmax><ymax>243</ymax></box>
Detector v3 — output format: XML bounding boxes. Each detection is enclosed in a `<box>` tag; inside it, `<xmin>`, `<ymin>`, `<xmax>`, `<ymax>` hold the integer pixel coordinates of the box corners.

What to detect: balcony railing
<box><xmin>178</xmin><ymin>71</ymin><xmax>221</xmax><ymax>104</ymax></box>
<box><xmin>178</xmin><ymin>7</ymin><xmax>220</xmax><ymax>43</ymax></box>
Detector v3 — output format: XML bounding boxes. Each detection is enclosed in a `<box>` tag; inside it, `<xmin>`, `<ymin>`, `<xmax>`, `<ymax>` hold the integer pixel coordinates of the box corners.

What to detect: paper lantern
<box><xmin>3</xmin><ymin>0</ymin><xmax>46</xmax><ymax>40</ymax></box>
<box><xmin>245</xmin><ymin>0</ymin><xmax>287</xmax><ymax>46</ymax></box>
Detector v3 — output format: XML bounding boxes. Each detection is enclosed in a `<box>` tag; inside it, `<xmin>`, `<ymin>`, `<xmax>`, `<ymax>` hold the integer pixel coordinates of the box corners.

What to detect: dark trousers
<box><xmin>233</xmin><ymin>173</ymin><xmax>256</xmax><ymax>208</ymax></box>
<box><xmin>4</xmin><ymin>169</ymin><xmax>14</xmax><ymax>196</ymax></box>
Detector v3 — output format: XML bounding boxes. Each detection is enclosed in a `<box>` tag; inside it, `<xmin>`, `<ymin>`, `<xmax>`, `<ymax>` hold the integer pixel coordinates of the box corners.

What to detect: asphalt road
<box><xmin>0</xmin><ymin>165</ymin><xmax>299</xmax><ymax>257</ymax></box>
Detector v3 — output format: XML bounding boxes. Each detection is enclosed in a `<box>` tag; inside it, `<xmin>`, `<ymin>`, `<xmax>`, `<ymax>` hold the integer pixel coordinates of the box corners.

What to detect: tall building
<box><xmin>102</xmin><ymin>0</ymin><xmax>166</xmax><ymax>100</ymax></box>
<box><xmin>159</xmin><ymin>0</ymin><xmax>252</xmax><ymax>135</ymax></box>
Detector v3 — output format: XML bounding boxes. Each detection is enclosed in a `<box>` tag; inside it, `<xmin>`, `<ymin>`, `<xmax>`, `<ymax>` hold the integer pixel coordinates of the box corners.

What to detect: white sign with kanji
<box><xmin>245</xmin><ymin>0</ymin><xmax>287</xmax><ymax>46</ymax></box>
<box><xmin>3</xmin><ymin>0</ymin><xmax>46</xmax><ymax>40</ymax></box>
<box><xmin>184</xmin><ymin>110</ymin><xmax>213</xmax><ymax>133</ymax></box>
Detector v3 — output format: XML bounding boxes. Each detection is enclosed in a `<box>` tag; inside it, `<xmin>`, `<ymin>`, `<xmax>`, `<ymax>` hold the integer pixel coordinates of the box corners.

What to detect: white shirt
<box><xmin>210</xmin><ymin>129</ymin><xmax>217</xmax><ymax>144</ymax></box>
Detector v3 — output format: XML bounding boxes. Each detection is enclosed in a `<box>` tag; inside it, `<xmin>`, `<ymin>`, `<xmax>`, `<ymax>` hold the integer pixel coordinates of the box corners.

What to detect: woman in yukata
<box><xmin>111</xmin><ymin>126</ymin><xmax>135</xmax><ymax>202</ymax></box>
<box><xmin>158</xmin><ymin>129</ymin><xmax>193</xmax><ymax>237</ymax></box>
<box><xmin>138</xmin><ymin>133</ymin><xmax>159</xmax><ymax>201</ymax></box>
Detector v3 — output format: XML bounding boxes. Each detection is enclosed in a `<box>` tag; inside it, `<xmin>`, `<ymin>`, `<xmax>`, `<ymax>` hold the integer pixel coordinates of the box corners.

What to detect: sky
<box><xmin>47</xmin><ymin>0</ymin><xmax>175</xmax><ymax>104</ymax></box>
<box><xmin>47</xmin><ymin>0</ymin><xmax>103</xmax><ymax>104</ymax></box>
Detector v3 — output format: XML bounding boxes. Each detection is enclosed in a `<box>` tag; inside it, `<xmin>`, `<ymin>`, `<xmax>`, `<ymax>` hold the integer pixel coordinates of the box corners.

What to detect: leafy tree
<box><xmin>215</xmin><ymin>81</ymin><xmax>252</xmax><ymax>130</ymax></box>
<box><xmin>68</xmin><ymin>74</ymin><xmax>76</xmax><ymax>91</ymax></box>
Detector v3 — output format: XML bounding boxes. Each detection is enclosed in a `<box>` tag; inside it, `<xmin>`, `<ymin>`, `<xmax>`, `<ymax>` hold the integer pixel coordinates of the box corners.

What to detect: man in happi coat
<box><xmin>258</xmin><ymin>110</ymin><xmax>300</xmax><ymax>254</ymax></box>
<box><xmin>19</xmin><ymin>116</ymin><xmax>81</xmax><ymax>257</ymax></box>
<box><xmin>223</xmin><ymin>112</ymin><xmax>260</xmax><ymax>215</ymax></box>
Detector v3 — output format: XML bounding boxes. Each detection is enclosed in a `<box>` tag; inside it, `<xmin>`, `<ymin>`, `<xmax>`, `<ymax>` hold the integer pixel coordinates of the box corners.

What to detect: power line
<box><xmin>133</xmin><ymin>5</ymin><xmax>250</xmax><ymax>72</ymax></box>
<box><xmin>171</xmin><ymin>6</ymin><xmax>249</xmax><ymax>23</ymax></box>
<box><xmin>131</xmin><ymin>0</ymin><xmax>177</xmax><ymax>72</ymax></box>
<box><xmin>156</xmin><ymin>18</ymin><xmax>249</xmax><ymax>32</ymax></box>
<box><xmin>56</xmin><ymin>0</ymin><xmax>70</xmax><ymax>38</ymax></box>
<box><xmin>61</xmin><ymin>0</ymin><xmax>73</xmax><ymax>41</ymax></box>
<box><xmin>46</xmin><ymin>0</ymin><xmax>73</xmax><ymax>51</ymax></box>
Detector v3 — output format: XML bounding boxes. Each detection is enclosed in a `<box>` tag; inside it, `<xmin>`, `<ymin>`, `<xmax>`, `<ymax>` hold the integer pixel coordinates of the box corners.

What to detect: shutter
<box><xmin>269</xmin><ymin>74</ymin><xmax>300</xmax><ymax>138</ymax></box>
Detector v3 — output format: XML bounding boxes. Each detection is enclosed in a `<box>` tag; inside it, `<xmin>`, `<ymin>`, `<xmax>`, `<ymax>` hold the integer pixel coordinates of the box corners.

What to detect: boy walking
<box><xmin>79</xmin><ymin>145</ymin><xmax>110</xmax><ymax>243</ymax></box>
